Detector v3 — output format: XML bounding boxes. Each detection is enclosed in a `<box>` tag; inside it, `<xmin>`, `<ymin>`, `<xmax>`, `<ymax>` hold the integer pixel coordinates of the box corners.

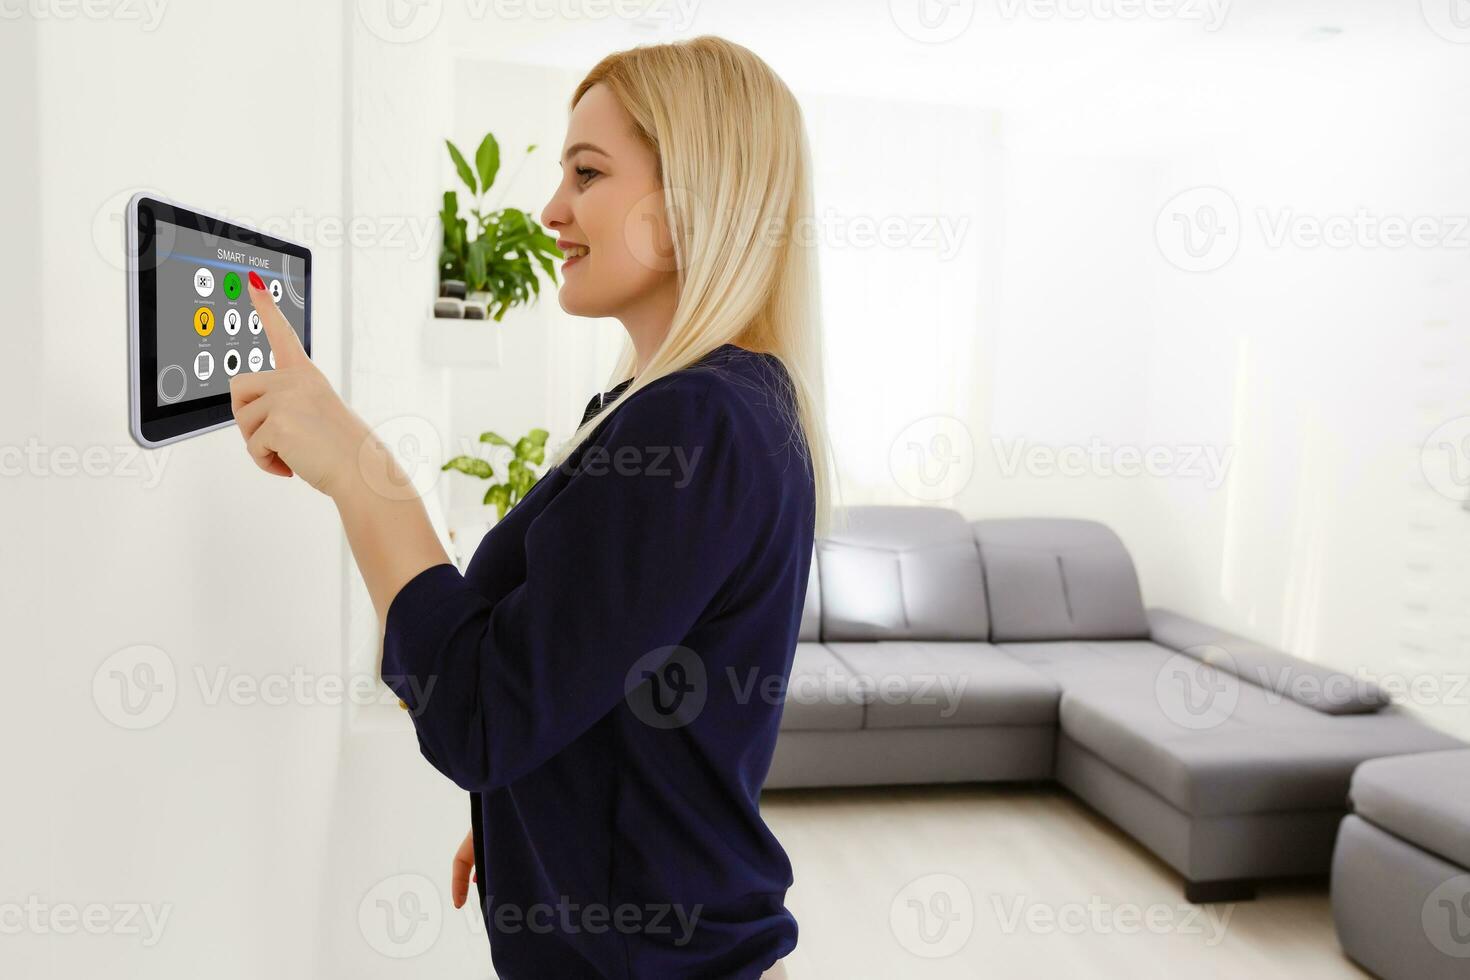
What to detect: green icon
<box><xmin>223</xmin><ymin>271</ymin><xmax>242</xmax><ymax>300</ymax></box>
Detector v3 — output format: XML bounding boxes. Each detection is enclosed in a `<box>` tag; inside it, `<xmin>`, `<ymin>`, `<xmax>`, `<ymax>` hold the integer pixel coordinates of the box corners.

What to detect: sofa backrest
<box><xmin>817</xmin><ymin>506</ymin><xmax>989</xmax><ymax>640</ymax></box>
<box><xmin>799</xmin><ymin>550</ymin><xmax>821</xmax><ymax>641</ymax></box>
<box><xmin>972</xmin><ymin>518</ymin><xmax>1149</xmax><ymax>642</ymax></box>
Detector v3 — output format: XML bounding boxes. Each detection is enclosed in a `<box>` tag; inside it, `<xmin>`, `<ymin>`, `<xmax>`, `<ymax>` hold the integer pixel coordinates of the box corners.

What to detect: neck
<box><xmin>618</xmin><ymin>282</ymin><xmax>679</xmax><ymax>378</ymax></box>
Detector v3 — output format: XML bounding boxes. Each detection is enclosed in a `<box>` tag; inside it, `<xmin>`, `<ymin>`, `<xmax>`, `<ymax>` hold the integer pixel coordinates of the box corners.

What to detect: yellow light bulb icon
<box><xmin>194</xmin><ymin>307</ymin><xmax>214</xmax><ymax>337</ymax></box>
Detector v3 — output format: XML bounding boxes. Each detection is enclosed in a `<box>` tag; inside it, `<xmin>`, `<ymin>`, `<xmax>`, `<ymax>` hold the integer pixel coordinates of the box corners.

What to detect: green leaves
<box><xmin>474</xmin><ymin>133</ymin><xmax>500</xmax><ymax>197</ymax></box>
<box><xmin>439</xmin><ymin>131</ymin><xmax>561</xmax><ymax>312</ymax></box>
<box><xmin>445</xmin><ymin>139</ymin><xmax>478</xmax><ymax>196</ymax></box>
<box><xmin>446</xmin><ymin>428</ymin><xmax>552</xmax><ymax>520</ymax></box>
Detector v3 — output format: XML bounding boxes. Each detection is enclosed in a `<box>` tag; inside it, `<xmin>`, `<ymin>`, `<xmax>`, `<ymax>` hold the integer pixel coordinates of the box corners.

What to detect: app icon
<box><xmin>157</xmin><ymin>364</ymin><xmax>187</xmax><ymax>404</ymax></box>
<box><xmin>223</xmin><ymin>349</ymin><xmax>242</xmax><ymax>377</ymax></box>
<box><xmin>248</xmin><ymin>311</ymin><xmax>262</xmax><ymax>334</ymax></box>
<box><xmin>193</xmin><ymin>350</ymin><xmax>214</xmax><ymax>380</ymax></box>
<box><xmin>269</xmin><ymin>350</ymin><xmax>275</xmax><ymax>369</ymax></box>
<box><xmin>194</xmin><ymin>307</ymin><xmax>214</xmax><ymax>337</ymax></box>
<box><xmin>223</xmin><ymin>271</ymin><xmax>242</xmax><ymax>300</ymax></box>
<box><xmin>248</xmin><ymin>347</ymin><xmax>264</xmax><ymax>372</ymax></box>
<box><xmin>223</xmin><ymin>309</ymin><xmax>242</xmax><ymax>335</ymax></box>
<box><xmin>193</xmin><ymin>268</ymin><xmax>214</xmax><ymax>297</ymax></box>
<box><xmin>269</xmin><ymin>279</ymin><xmax>283</xmax><ymax>302</ymax></box>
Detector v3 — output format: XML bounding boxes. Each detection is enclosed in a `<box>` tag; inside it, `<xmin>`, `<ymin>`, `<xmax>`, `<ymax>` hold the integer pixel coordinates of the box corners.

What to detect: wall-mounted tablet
<box><xmin>127</xmin><ymin>193</ymin><xmax>312</xmax><ymax>448</ymax></box>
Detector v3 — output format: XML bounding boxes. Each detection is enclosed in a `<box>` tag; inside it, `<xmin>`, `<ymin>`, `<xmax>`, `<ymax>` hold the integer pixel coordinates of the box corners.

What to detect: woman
<box><xmin>228</xmin><ymin>35</ymin><xmax>831</xmax><ymax>980</ymax></box>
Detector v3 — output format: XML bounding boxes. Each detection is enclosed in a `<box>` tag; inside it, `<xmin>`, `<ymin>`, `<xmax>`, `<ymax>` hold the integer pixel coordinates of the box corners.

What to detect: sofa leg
<box><xmin>1184</xmin><ymin>878</ymin><xmax>1256</xmax><ymax>903</ymax></box>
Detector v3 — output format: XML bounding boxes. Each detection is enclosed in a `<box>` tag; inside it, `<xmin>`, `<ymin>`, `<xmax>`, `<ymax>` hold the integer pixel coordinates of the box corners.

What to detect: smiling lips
<box><xmin>558</xmin><ymin>240</ymin><xmax>590</xmax><ymax>268</ymax></box>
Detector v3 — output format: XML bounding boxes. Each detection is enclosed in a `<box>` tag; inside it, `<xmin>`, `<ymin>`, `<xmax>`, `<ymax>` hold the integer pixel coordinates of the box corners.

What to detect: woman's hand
<box><xmin>451</xmin><ymin>828</ymin><xmax>477</xmax><ymax>909</ymax></box>
<box><xmin>229</xmin><ymin>270</ymin><xmax>372</xmax><ymax>496</ymax></box>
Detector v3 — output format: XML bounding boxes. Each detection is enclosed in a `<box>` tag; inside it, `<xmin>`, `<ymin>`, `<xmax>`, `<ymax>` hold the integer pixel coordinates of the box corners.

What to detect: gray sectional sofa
<box><xmin>767</xmin><ymin>506</ymin><xmax>1465</xmax><ymax>904</ymax></box>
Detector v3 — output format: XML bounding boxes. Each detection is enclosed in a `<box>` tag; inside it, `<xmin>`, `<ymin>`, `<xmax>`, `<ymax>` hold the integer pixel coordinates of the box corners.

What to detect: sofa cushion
<box><xmin>799</xmin><ymin>549</ymin><xmax>820</xmax><ymax>642</ymax></box>
<box><xmin>825</xmin><ymin>641</ymin><xmax>1059</xmax><ymax>729</ymax></box>
<box><xmin>1148</xmin><ymin>607</ymin><xmax>1391</xmax><ymax>715</ymax></box>
<box><xmin>780</xmin><ymin>643</ymin><xmax>868</xmax><ymax>731</ymax></box>
<box><xmin>1350</xmin><ymin>749</ymin><xmax>1470</xmax><ymax>870</ymax></box>
<box><xmin>818</xmin><ymin>506</ymin><xmax>988</xmax><ymax>641</ymax></box>
<box><xmin>1001</xmin><ymin>640</ymin><xmax>1465</xmax><ymax>817</ymax></box>
<box><xmin>973</xmin><ymin>518</ymin><xmax>1150</xmax><ymax>642</ymax></box>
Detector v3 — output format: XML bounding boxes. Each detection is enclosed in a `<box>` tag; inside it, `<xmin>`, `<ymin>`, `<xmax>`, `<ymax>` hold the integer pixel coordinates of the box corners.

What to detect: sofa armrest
<box><xmin>1147</xmin><ymin>608</ymin><xmax>1391</xmax><ymax>715</ymax></box>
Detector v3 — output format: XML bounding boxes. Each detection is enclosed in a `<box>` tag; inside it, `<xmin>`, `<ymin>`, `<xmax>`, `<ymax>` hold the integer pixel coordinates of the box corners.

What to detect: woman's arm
<box><xmin>229</xmin><ymin>272</ymin><xmax>449</xmax><ymax>625</ymax></box>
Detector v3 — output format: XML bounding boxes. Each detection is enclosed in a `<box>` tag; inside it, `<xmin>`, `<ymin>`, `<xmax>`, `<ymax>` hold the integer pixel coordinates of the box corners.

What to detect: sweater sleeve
<box><xmin>380</xmin><ymin>379</ymin><xmax>758</xmax><ymax>793</ymax></box>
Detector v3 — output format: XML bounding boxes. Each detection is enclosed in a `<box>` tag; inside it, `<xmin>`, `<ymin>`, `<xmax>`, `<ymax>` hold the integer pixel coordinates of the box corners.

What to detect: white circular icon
<box><xmin>269</xmin><ymin>279</ymin><xmax>283</xmax><ymax>302</ymax></box>
<box><xmin>249</xmin><ymin>310</ymin><xmax>262</xmax><ymax>334</ymax></box>
<box><xmin>889</xmin><ymin>414</ymin><xmax>976</xmax><ymax>501</ymax></box>
<box><xmin>1155</xmin><ymin>186</ymin><xmax>1241</xmax><ymax>272</ymax></box>
<box><xmin>889</xmin><ymin>873</ymin><xmax>975</xmax><ymax>958</ymax></box>
<box><xmin>93</xmin><ymin>644</ymin><xmax>177</xmax><ymax>730</ymax></box>
<box><xmin>1420</xmin><ymin>416</ymin><xmax>1470</xmax><ymax>502</ymax></box>
<box><xmin>1423</xmin><ymin>874</ymin><xmax>1470</xmax><ymax>958</ymax></box>
<box><xmin>358</xmin><ymin>874</ymin><xmax>443</xmax><ymax>958</ymax></box>
<box><xmin>193</xmin><ymin>267</ymin><xmax>215</xmax><ymax>297</ymax></box>
<box><xmin>193</xmin><ymin>350</ymin><xmax>214</xmax><ymax>381</ymax></box>
<box><xmin>1155</xmin><ymin>647</ymin><xmax>1240</xmax><ymax>730</ymax></box>
<box><xmin>223</xmin><ymin>349</ymin><xmax>242</xmax><ymax>377</ymax></box>
<box><xmin>157</xmin><ymin>364</ymin><xmax>187</xmax><ymax>404</ymax></box>
<box><xmin>888</xmin><ymin>0</ymin><xmax>976</xmax><ymax>44</ymax></box>
<box><xmin>248</xmin><ymin>347</ymin><xmax>264</xmax><ymax>372</ymax></box>
<box><xmin>223</xmin><ymin>308</ymin><xmax>242</xmax><ymax>335</ymax></box>
<box><xmin>269</xmin><ymin>350</ymin><xmax>276</xmax><ymax>369</ymax></box>
<box><xmin>355</xmin><ymin>0</ymin><xmax>443</xmax><ymax>44</ymax></box>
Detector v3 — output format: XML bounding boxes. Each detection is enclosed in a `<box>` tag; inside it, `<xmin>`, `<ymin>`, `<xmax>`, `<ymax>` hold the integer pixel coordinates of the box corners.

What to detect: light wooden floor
<box><xmin>758</xmin><ymin>783</ymin><xmax>1372</xmax><ymax>980</ymax></box>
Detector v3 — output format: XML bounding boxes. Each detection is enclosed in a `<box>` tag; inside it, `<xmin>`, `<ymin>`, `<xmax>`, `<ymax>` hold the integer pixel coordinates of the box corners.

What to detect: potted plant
<box><xmin>441</xmin><ymin>427</ymin><xmax>550</xmax><ymax>566</ymax></box>
<box><xmin>428</xmin><ymin>132</ymin><xmax>564</xmax><ymax>365</ymax></box>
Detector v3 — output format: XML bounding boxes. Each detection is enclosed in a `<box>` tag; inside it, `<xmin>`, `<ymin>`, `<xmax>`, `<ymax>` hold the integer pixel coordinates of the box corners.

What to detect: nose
<box><xmin>541</xmin><ymin>182</ymin><xmax>573</xmax><ymax>232</ymax></box>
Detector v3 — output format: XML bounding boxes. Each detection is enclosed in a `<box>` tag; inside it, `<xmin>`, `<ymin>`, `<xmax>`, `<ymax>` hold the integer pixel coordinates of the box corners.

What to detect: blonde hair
<box><xmin>550</xmin><ymin>35</ymin><xmax>836</xmax><ymax>537</ymax></box>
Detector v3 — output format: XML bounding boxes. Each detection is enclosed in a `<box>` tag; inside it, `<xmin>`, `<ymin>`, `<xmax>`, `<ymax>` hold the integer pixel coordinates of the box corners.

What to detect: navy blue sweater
<box><xmin>381</xmin><ymin>344</ymin><xmax>814</xmax><ymax>978</ymax></box>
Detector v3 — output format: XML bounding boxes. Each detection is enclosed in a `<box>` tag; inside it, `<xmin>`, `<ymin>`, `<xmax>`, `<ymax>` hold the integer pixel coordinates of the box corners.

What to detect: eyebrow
<box><xmin>560</xmin><ymin>142</ymin><xmax>610</xmax><ymax>165</ymax></box>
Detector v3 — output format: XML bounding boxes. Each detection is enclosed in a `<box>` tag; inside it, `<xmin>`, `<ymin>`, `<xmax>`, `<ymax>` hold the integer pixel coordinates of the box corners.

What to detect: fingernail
<box><xmin>249</xmin><ymin>271</ymin><xmax>265</xmax><ymax>291</ymax></box>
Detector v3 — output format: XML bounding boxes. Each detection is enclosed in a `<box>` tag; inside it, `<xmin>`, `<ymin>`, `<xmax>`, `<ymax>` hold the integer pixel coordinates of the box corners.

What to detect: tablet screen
<box><xmin>129</xmin><ymin>196</ymin><xmax>311</xmax><ymax>447</ymax></box>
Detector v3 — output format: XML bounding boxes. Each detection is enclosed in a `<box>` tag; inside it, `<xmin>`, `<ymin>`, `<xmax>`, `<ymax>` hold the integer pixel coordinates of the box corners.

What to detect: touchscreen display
<box><xmin>151</xmin><ymin>222</ymin><xmax>308</xmax><ymax>407</ymax></box>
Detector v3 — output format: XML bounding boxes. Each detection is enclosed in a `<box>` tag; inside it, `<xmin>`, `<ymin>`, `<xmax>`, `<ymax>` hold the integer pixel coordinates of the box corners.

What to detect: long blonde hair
<box><xmin>550</xmin><ymin>35</ymin><xmax>836</xmax><ymax>537</ymax></box>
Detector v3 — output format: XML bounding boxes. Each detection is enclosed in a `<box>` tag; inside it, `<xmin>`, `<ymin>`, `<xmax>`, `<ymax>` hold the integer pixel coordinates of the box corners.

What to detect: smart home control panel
<box><xmin>127</xmin><ymin>194</ymin><xmax>312</xmax><ymax>448</ymax></box>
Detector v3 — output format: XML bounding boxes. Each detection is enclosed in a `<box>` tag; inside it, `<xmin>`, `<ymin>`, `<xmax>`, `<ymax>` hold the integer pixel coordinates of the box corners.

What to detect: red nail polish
<box><xmin>249</xmin><ymin>271</ymin><xmax>265</xmax><ymax>291</ymax></box>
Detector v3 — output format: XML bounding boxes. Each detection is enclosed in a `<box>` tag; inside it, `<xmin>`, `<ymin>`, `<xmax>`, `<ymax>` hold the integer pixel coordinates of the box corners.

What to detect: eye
<box><xmin>575</xmin><ymin>166</ymin><xmax>600</xmax><ymax>186</ymax></box>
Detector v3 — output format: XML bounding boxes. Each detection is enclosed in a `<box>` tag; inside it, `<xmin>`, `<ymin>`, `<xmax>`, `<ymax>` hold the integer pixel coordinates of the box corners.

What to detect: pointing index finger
<box><xmin>247</xmin><ymin>269</ymin><xmax>308</xmax><ymax>368</ymax></box>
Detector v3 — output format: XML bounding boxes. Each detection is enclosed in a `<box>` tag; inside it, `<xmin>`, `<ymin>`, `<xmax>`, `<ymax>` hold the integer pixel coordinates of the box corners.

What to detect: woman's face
<box><xmin>541</xmin><ymin>83</ymin><xmax>676</xmax><ymax>320</ymax></box>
